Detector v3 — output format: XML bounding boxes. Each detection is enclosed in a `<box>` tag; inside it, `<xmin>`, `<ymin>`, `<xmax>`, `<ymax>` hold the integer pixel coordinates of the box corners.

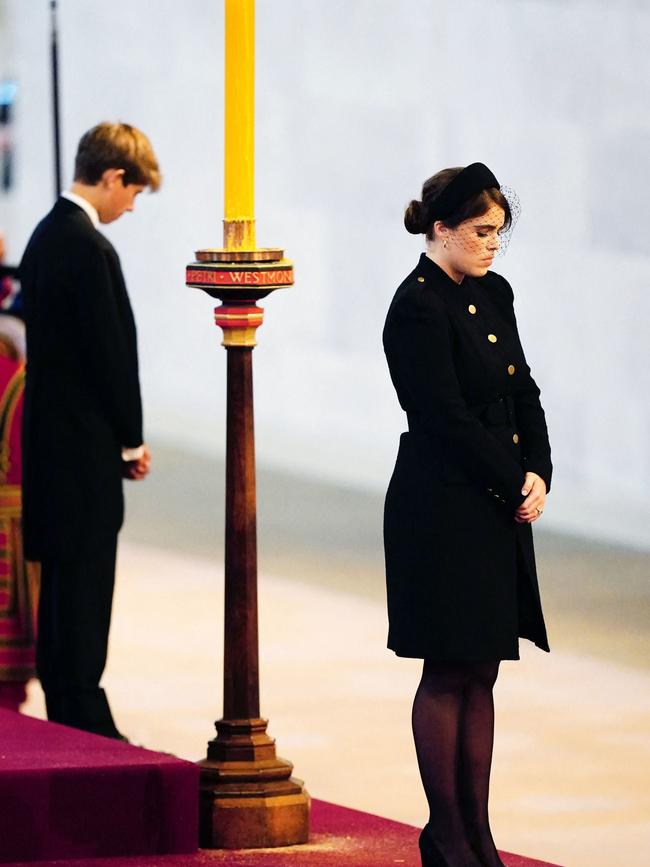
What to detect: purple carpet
<box><xmin>0</xmin><ymin>709</ymin><xmax>563</xmax><ymax>866</ymax></box>
<box><xmin>0</xmin><ymin>708</ymin><xmax>198</xmax><ymax>863</ymax></box>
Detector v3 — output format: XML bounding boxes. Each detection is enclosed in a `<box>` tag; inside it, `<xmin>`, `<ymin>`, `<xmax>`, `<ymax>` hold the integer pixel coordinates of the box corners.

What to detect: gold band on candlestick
<box><xmin>195</xmin><ymin>247</ymin><xmax>285</xmax><ymax>264</ymax></box>
<box><xmin>223</xmin><ymin>219</ymin><xmax>255</xmax><ymax>251</ymax></box>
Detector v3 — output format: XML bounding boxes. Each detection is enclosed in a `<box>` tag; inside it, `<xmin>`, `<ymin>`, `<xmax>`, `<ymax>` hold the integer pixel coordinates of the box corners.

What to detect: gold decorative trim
<box><xmin>0</xmin><ymin>483</ymin><xmax>21</xmax><ymax>517</ymax></box>
<box><xmin>223</xmin><ymin>219</ymin><xmax>256</xmax><ymax>250</ymax></box>
<box><xmin>215</xmin><ymin>312</ymin><xmax>264</xmax><ymax>324</ymax></box>
<box><xmin>221</xmin><ymin>328</ymin><xmax>258</xmax><ymax>348</ymax></box>
<box><xmin>196</xmin><ymin>247</ymin><xmax>284</xmax><ymax>264</ymax></box>
<box><xmin>0</xmin><ymin>366</ymin><xmax>24</xmax><ymax>484</ymax></box>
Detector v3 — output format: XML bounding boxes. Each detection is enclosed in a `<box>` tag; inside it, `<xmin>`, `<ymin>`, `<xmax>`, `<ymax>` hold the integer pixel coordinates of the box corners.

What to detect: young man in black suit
<box><xmin>20</xmin><ymin>122</ymin><xmax>161</xmax><ymax>738</ymax></box>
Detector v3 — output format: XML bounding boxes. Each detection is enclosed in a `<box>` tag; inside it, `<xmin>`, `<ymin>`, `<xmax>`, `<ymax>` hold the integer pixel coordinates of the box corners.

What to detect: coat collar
<box><xmin>60</xmin><ymin>191</ymin><xmax>100</xmax><ymax>228</ymax></box>
<box><xmin>415</xmin><ymin>252</ymin><xmax>475</xmax><ymax>296</ymax></box>
<box><xmin>414</xmin><ymin>253</ymin><xmax>493</xmax><ymax>312</ymax></box>
<box><xmin>416</xmin><ymin>252</ymin><xmax>465</xmax><ymax>289</ymax></box>
<box><xmin>51</xmin><ymin>197</ymin><xmax>100</xmax><ymax>233</ymax></box>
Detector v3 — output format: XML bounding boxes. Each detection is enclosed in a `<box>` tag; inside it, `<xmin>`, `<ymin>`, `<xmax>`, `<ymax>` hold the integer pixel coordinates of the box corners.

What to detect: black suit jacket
<box><xmin>20</xmin><ymin>197</ymin><xmax>143</xmax><ymax>560</ymax></box>
<box><xmin>382</xmin><ymin>254</ymin><xmax>552</xmax><ymax>660</ymax></box>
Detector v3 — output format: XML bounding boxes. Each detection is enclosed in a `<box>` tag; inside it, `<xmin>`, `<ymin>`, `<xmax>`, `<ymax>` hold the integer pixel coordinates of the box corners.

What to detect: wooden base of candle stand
<box><xmin>198</xmin><ymin>718</ymin><xmax>310</xmax><ymax>849</ymax></box>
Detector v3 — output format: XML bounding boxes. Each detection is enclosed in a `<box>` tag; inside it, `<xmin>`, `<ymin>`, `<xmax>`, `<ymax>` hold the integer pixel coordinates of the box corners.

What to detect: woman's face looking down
<box><xmin>433</xmin><ymin>202</ymin><xmax>506</xmax><ymax>282</ymax></box>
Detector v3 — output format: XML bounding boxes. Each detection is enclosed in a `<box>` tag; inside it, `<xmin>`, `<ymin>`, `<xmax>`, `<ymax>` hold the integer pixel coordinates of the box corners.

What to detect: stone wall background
<box><xmin>1</xmin><ymin>0</ymin><xmax>648</xmax><ymax>547</ymax></box>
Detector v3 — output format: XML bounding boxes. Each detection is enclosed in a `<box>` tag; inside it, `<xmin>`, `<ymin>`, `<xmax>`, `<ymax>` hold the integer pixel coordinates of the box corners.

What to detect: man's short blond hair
<box><xmin>74</xmin><ymin>122</ymin><xmax>161</xmax><ymax>191</ymax></box>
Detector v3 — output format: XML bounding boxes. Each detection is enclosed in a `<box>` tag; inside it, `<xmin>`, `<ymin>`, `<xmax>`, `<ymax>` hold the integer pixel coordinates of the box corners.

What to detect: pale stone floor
<box><xmin>23</xmin><ymin>444</ymin><xmax>650</xmax><ymax>867</ymax></box>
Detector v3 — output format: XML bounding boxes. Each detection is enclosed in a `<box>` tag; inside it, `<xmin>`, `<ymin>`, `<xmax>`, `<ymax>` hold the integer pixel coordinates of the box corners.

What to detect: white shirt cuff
<box><xmin>122</xmin><ymin>444</ymin><xmax>145</xmax><ymax>461</ymax></box>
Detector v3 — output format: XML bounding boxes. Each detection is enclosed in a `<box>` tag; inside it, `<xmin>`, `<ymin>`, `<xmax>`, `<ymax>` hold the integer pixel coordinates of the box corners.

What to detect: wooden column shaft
<box><xmin>223</xmin><ymin>346</ymin><xmax>259</xmax><ymax>720</ymax></box>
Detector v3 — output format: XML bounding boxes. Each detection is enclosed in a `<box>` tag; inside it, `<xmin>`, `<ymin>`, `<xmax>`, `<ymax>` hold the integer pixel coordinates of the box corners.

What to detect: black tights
<box><xmin>412</xmin><ymin>660</ymin><xmax>505</xmax><ymax>867</ymax></box>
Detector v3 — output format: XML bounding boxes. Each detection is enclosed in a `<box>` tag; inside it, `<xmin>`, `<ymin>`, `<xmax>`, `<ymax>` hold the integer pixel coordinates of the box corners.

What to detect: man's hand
<box><xmin>123</xmin><ymin>444</ymin><xmax>151</xmax><ymax>481</ymax></box>
<box><xmin>515</xmin><ymin>471</ymin><xmax>546</xmax><ymax>524</ymax></box>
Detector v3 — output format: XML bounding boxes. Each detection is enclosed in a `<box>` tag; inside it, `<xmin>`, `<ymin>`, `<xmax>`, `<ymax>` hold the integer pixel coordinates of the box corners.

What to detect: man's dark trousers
<box><xmin>37</xmin><ymin>538</ymin><xmax>120</xmax><ymax>737</ymax></box>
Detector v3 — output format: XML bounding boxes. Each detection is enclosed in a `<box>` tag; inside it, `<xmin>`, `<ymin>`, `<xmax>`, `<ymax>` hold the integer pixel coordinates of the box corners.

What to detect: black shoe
<box><xmin>467</xmin><ymin>829</ymin><xmax>507</xmax><ymax>867</ymax></box>
<box><xmin>419</xmin><ymin>825</ymin><xmax>448</xmax><ymax>867</ymax></box>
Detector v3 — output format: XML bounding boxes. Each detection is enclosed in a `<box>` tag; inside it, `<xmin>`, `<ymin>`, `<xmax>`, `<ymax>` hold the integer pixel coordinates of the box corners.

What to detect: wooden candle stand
<box><xmin>186</xmin><ymin>247</ymin><xmax>309</xmax><ymax>848</ymax></box>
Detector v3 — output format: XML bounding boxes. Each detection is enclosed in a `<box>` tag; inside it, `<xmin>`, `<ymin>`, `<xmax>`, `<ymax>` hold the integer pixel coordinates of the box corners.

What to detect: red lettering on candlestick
<box><xmin>187</xmin><ymin>267</ymin><xmax>294</xmax><ymax>287</ymax></box>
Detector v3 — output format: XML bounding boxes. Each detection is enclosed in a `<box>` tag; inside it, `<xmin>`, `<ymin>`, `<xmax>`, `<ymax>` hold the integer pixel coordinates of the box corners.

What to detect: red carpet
<box><xmin>1</xmin><ymin>797</ymin><xmax>563</xmax><ymax>866</ymax></box>
<box><xmin>0</xmin><ymin>708</ymin><xmax>198</xmax><ymax>863</ymax></box>
<box><xmin>0</xmin><ymin>709</ymin><xmax>563</xmax><ymax>866</ymax></box>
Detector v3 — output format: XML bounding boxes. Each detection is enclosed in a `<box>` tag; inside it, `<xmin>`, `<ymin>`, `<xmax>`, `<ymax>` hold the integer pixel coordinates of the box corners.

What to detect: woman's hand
<box><xmin>123</xmin><ymin>444</ymin><xmax>151</xmax><ymax>481</ymax></box>
<box><xmin>515</xmin><ymin>472</ymin><xmax>546</xmax><ymax>523</ymax></box>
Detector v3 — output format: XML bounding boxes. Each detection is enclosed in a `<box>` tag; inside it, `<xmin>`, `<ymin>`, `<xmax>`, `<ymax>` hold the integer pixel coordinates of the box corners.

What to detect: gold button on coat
<box><xmin>468</xmin><ymin>304</ymin><xmax>477</xmax><ymax>314</ymax></box>
<box><xmin>507</xmin><ymin>364</ymin><xmax>515</xmax><ymax>375</ymax></box>
<box><xmin>513</xmin><ymin>433</ymin><xmax>519</xmax><ymax>444</ymax></box>
<box><xmin>417</xmin><ymin>276</ymin><xmax>425</xmax><ymax>283</ymax></box>
<box><xmin>488</xmin><ymin>334</ymin><xmax>497</xmax><ymax>343</ymax></box>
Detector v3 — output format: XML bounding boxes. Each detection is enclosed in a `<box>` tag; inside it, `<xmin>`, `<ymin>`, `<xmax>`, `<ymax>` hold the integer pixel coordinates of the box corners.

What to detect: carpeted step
<box><xmin>0</xmin><ymin>708</ymin><xmax>198</xmax><ymax>863</ymax></box>
<box><xmin>1</xmin><ymin>795</ymin><xmax>563</xmax><ymax>866</ymax></box>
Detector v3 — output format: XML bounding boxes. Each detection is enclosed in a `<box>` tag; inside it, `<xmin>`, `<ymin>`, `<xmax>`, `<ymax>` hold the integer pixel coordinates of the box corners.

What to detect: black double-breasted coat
<box><xmin>383</xmin><ymin>253</ymin><xmax>552</xmax><ymax>660</ymax></box>
<box><xmin>20</xmin><ymin>198</ymin><xmax>143</xmax><ymax>562</ymax></box>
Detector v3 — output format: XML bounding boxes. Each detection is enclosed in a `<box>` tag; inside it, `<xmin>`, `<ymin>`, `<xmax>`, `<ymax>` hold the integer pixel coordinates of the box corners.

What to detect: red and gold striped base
<box><xmin>214</xmin><ymin>304</ymin><xmax>264</xmax><ymax>347</ymax></box>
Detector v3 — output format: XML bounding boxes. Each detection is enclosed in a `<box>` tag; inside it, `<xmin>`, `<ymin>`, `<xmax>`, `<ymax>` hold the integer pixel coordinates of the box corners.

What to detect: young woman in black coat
<box><xmin>383</xmin><ymin>163</ymin><xmax>552</xmax><ymax>867</ymax></box>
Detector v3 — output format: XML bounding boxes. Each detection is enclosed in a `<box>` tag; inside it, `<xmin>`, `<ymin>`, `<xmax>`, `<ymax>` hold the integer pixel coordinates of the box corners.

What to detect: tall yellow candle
<box><xmin>224</xmin><ymin>0</ymin><xmax>255</xmax><ymax>249</ymax></box>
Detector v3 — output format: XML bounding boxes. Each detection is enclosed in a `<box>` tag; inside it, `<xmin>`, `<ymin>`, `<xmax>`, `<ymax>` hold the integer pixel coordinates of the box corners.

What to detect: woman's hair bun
<box><xmin>404</xmin><ymin>199</ymin><xmax>426</xmax><ymax>234</ymax></box>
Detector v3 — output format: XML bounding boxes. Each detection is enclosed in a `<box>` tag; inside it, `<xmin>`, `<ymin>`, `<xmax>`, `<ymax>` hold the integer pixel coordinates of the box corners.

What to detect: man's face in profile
<box><xmin>98</xmin><ymin>171</ymin><xmax>145</xmax><ymax>224</ymax></box>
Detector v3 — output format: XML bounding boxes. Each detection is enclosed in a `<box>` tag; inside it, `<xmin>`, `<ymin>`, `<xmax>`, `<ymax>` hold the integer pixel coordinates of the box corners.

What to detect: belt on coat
<box><xmin>406</xmin><ymin>395</ymin><xmax>516</xmax><ymax>435</ymax></box>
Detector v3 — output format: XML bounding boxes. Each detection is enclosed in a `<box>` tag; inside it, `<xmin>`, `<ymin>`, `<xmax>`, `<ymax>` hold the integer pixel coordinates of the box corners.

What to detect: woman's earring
<box><xmin>443</xmin><ymin>239</ymin><xmax>448</xmax><ymax>249</ymax></box>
